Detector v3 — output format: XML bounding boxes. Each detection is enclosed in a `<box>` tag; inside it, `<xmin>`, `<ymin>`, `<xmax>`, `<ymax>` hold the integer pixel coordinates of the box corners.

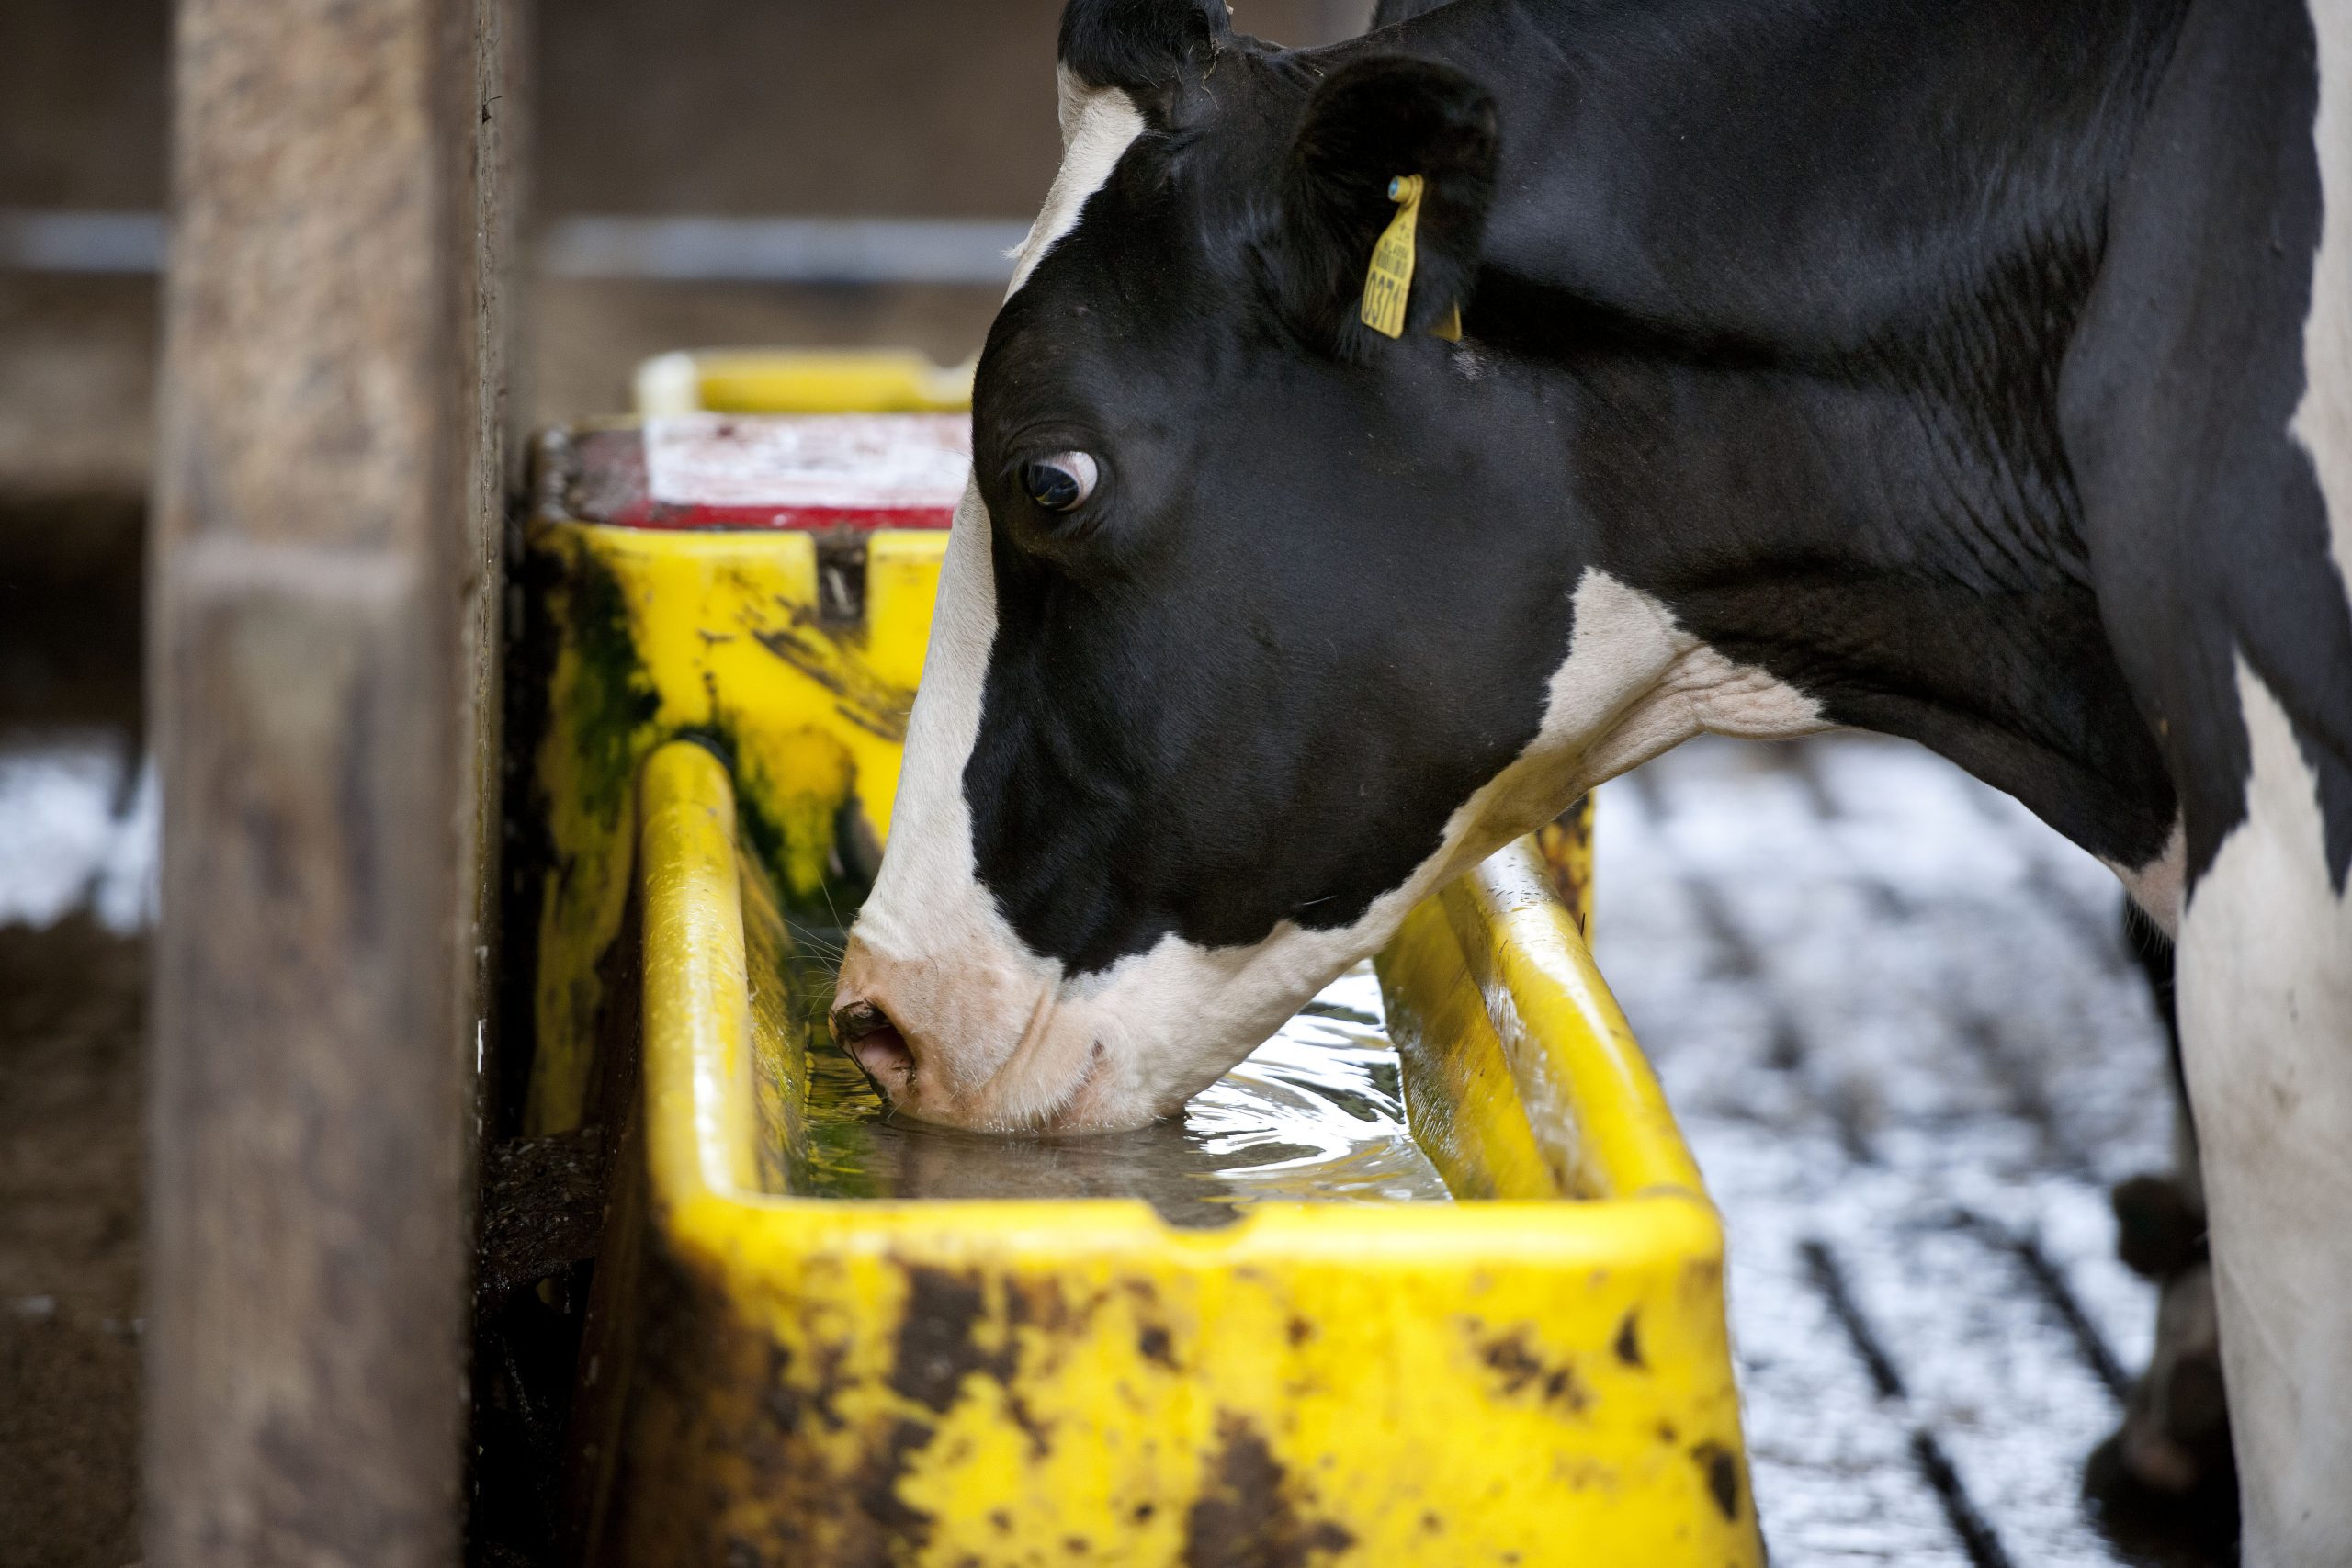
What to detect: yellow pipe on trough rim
<box><xmin>635</xmin><ymin>346</ymin><xmax>977</xmax><ymax>416</ymax></box>
<box><xmin>570</xmin><ymin>738</ymin><xmax>1759</xmax><ymax>1566</ymax></box>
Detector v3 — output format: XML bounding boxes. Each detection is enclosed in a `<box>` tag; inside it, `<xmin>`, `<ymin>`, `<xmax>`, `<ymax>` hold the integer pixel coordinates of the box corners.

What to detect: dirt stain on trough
<box><xmin>762</xmin><ymin>1339</ymin><xmax>850</xmax><ymax>1435</ymax></box>
<box><xmin>852</xmin><ymin>1416</ymin><xmax>942</xmax><ymax>1555</ymax></box>
<box><xmin>1183</xmin><ymin>1413</ymin><xmax>1356</xmax><ymax>1568</ymax></box>
<box><xmin>889</xmin><ymin>1266</ymin><xmax>1016</xmax><ymax>1414</ymax></box>
<box><xmin>752</xmin><ymin>615</ymin><xmax>913</xmax><ymax>745</ymax></box>
<box><xmin>1004</xmin><ymin>1388</ymin><xmax>1054</xmax><ymax>1459</ymax></box>
<box><xmin>1613</xmin><ymin>1310</ymin><xmax>1645</xmax><ymax>1370</ymax></box>
<box><xmin>1691</xmin><ymin>1439</ymin><xmax>1743</xmax><ymax>1523</ymax></box>
<box><xmin>1480</xmin><ymin>1328</ymin><xmax>1591</xmax><ymax>1413</ymax></box>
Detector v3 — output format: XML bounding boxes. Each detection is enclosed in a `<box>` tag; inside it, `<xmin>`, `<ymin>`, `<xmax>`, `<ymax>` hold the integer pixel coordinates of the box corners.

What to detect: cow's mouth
<box><xmin>831</xmin><ymin>998</ymin><xmax>915</xmax><ymax>1097</ymax></box>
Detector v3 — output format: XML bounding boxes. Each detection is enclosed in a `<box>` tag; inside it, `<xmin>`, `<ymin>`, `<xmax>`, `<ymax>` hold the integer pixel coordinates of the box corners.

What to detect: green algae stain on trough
<box><xmin>513</xmin><ymin>489</ymin><xmax>940</xmax><ymax>1137</ymax></box>
<box><xmin>561</xmin><ymin>544</ymin><xmax>662</xmax><ymax>826</ymax></box>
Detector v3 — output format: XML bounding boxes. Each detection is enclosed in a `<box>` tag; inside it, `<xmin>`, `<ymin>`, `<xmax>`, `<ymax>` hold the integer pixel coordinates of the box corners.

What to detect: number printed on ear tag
<box><xmin>1360</xmin><ymin>174</ymin><xmax>1423</xmax><ymax>339</ymax></box>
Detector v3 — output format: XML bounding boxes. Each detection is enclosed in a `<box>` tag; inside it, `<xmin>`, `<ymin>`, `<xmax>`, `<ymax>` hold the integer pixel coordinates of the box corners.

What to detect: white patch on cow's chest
<box><xmin>1469</xmin><ymin>570</ymin><xmax>1833</xmax><ymax>833</ymax></box>
<box><xmin>1005</xmin><ymin>72</ymin><xmax>1146</xmax><ymax>298</ymax></box>
<box><xmin>2174</xmin><ymin>661</ymin><xmax>2352</xmax><ymax>1567</ymax></box>
<box><xmin>2105</xmin><ymin>819</ymin><xmax>2186</xmax><ymax>935</ymax></box>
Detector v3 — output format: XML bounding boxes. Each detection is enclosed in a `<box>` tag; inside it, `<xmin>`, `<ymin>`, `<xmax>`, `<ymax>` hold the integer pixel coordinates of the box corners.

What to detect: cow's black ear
<box><xmin>1058</xmin><ymin>0</ymin><xmax>1233</xmax><ymax>107</ymax></box>
<box><xmin>1269</xmin><ymin>54</ymin><xmax>1498</xmax><ymax>351</ymax></box>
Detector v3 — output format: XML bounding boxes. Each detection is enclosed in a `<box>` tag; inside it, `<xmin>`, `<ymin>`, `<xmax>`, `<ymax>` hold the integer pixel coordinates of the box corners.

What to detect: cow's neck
<box><xmin>1385</xmin><ymin>0</ymin><xmax>2190</xmax><ymax>872</ymax></box>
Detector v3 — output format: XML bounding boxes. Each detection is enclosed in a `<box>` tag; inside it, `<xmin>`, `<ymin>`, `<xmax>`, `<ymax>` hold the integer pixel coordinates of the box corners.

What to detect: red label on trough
<box><xmin>585</xmin><ymin>413</ymin><xmax>970</xmax><ymax>530</ymax></box>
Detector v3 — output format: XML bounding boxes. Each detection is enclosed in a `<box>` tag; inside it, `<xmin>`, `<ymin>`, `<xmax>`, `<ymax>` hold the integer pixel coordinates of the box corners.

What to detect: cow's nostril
<box><xmin>831</xmin><ymin>998</ymin><xmax>892</xmax><ymax>1043</ymax></box>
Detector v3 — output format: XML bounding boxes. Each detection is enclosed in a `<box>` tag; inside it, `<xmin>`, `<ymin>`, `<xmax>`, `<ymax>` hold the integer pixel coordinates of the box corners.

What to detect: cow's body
<box><xmin>832</xmin><ymin>2</ymin><xmax>2352</xmax><ymax>1558</ymax></box>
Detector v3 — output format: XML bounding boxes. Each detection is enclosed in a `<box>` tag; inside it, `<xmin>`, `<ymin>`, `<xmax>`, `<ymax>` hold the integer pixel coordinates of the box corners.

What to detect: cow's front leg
<box><xmin>2090</xmin><ymin>913</ymin><xmax>2235</xmax><ymax>1519</ymax></box>
<box><xmin>2176</xmin><ymin>670</ymin><xmax>2352</xmax><ymax>1568</ymax></box>
<box><xmin>2095</xmin><ymin>1168</ymin><xmax>2235</xmax><ymax>1529</ymax></box>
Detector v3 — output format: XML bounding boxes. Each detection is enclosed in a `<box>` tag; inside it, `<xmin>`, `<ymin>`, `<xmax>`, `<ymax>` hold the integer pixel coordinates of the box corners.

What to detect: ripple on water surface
<box><xmin>798</xmin><ymin>961</ymin><xmax>1453</xmax><ymax>1225</ymax></box>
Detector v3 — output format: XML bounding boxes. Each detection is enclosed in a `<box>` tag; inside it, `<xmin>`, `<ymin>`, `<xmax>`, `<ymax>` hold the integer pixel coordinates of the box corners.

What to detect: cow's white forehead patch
<box><xmin>1005</xmin><ymin>71</ymin><xmax>1147</xmax><ymax>299</ymax></box>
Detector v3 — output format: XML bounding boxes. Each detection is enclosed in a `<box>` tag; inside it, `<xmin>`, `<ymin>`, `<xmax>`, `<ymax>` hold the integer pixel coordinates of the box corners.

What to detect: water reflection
<box><xmin>797</xmin><ymin>963</ymin><xmax>1453</xmax><ymax>1225</ymax></box>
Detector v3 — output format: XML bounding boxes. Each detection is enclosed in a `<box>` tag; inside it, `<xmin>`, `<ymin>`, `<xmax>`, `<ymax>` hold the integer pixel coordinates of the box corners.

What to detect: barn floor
<box><xmin>1593</xmin><ymin>735</ymin><xmax>2227</xmax><ymax>1568</ymax></box>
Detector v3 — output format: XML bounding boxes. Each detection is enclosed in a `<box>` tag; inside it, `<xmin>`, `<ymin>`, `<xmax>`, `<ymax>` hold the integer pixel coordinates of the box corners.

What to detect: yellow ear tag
<box><xmin>1360</xmin><ymin>174</ymin><xmax>1424</xmax><ymax>339</ymax></box>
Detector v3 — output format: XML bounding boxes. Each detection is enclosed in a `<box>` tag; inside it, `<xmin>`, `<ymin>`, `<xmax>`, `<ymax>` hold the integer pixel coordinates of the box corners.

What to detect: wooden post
<box><xmin>144</xmin><ymin>0</ymin><xmax>520</xmax><ymax>1561</ymax></box>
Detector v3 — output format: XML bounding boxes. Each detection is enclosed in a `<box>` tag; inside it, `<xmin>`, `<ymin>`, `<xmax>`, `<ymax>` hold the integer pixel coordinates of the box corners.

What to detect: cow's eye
<box><xmin>1022</xmin><ymin>452</ymin><xmax>1098</xmax><ymax>513</ymax></box>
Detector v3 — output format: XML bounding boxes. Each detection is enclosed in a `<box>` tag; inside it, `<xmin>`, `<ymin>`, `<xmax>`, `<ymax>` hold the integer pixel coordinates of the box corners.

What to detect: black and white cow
<box><xmin>831</xmin><ymin>1</ymin><xmax>2352</xmax><ymax>1556</ymax></box>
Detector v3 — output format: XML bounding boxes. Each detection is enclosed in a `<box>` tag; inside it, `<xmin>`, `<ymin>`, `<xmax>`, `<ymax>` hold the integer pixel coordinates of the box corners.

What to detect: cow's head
<box><xmin>831</xmin><ymin>0</ymin><xmax>1589</xmax><ymax>1132</ymax></box>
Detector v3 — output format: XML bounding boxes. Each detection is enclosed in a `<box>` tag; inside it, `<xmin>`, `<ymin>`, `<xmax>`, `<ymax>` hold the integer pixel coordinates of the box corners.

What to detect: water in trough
<box><xmin>779</xmin><ymin>949</ymin><xmax>1453</xmax><ymax>1225</ymax></box>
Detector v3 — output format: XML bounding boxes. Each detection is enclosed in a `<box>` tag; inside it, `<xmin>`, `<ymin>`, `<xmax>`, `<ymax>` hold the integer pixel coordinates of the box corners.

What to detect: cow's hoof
<box><xmin>2086</xmin><ymin>1427</ymin><xmax>2239</xmax><ymax>1561</ymax></box>
<box><xmin>2085</xmin><ymin>1259</ymin><xmax>2238</xmax><ymax>1557</ymax></box>
<box><xmin>2112</xmin><ymin>1171</ymin><xmax>2206</xmax><ymax>1280</ymax></box>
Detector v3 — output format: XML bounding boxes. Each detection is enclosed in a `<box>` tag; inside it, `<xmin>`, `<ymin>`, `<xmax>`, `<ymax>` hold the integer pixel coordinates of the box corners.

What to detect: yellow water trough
<box><xmin>520</xmin><ymin>351</ymin><xmax>1760</xmax><ymax>1565</ymax></box>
